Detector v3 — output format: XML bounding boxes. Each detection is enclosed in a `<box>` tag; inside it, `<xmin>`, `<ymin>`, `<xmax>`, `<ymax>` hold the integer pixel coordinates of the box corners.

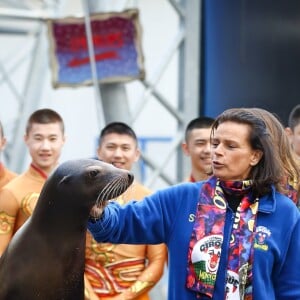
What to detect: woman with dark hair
<box><xmin>88</xmin><ymin>108</ymin><xmax>300</xmax><ymax>300</ymax></box>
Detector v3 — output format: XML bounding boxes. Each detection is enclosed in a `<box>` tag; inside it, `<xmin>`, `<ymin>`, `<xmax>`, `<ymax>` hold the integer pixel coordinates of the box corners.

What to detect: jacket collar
<box><xmin>257</xmin><ymin>185</ymin><xmax>277</xmax><ymax>213</ymax></box>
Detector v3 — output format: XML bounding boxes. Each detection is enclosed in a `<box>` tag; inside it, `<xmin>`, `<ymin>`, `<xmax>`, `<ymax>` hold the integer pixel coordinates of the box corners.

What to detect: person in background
<box><xmin>249</xmin><ymin>107</ymin><xmax>300</xmax><ymax>206</ymax></box>
<box><xmin>181</xmin><ymin>116</ymin><xmax>215</xmax><ymax>182</ymax></box>
<box><xmin>87</xmin><ymin>108</ymin><xmax>300</xmax><ymax>300</ymax></box>
<box><xmin>0</xmin><ymin>108</ymin><xmax>66</xmax><ymax>256</ymax></box>
<box><xmin>0</xmin><ymin>120</ymin><xmax>17</xmax><ymax>189</ymax></box>
<box><xmin>84</xmin><ymin>122</ymin><xmax>167</xmax><ymax>300</ymax></box>
<box><xmin>286</xmin><ymin>104</ymin><xmax>300</xmax><ymax>159</ymax></box>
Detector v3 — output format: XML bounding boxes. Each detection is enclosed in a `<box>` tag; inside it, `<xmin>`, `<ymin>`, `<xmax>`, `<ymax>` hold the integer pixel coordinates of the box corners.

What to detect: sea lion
<box><xmin>0</xmin><ymin>158</ymin><xmax>134</xmax><ymax>300</ymax></box>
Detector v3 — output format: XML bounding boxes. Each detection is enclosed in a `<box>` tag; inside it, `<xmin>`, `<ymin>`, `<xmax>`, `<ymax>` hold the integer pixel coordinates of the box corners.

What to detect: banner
<box><xmin>47</xmin><ymin>9</ymin><xmax>145</xmax><ymax>88</ymax></box>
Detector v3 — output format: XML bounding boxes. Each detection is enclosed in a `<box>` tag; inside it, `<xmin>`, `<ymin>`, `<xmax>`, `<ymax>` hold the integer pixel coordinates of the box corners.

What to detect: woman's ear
<box><xmin>250</xmin><ymin>150</ymin><xmax>263</xmax><ymax>166</ymax></box>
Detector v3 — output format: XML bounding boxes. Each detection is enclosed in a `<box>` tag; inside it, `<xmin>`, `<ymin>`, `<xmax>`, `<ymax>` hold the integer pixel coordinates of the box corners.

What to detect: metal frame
<box><xmin>0</xmin><ymin>0</ymin><xmax>201</xmax><ymax>187</ymax></box>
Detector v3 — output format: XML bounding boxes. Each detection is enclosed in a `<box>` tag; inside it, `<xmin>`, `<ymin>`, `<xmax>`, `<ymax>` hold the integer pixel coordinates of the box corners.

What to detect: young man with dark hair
<box><xmin>84</xmin><ymin>122</ymin><xmax>166</xmax><ymax>300</ymax></box>
<box><xmin>0</xmin><ymin>108</ymin><xmax>66</xmax><ymax>255</ymax></box>
<box><xmin>181</xmin><ymin>116</ymin><xmax>215</xmax><ymax>182</ymax></box>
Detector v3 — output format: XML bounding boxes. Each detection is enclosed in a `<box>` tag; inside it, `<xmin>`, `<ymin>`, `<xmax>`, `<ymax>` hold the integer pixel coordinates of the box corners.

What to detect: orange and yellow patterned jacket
<box><xmin>0</xmin><ymin>163</ymin><xmax>17</xmax><ymax>190</ymax></box>
<box><xmin>85</xmin><ymin>181</ymin><xmax>167</xmax><ymax>300</ymax></box>
<box><xmin>0</xmin><ymin>164</ymin><xmax>46</xmax><ymax>255</ymax></box>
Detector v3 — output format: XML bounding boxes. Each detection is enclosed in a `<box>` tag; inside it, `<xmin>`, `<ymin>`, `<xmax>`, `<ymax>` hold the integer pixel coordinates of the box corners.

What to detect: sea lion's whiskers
<box><xmin>96</xmin><ymin>176</ymin><xmax>130</xmax><ymax>206</ymax></box>
<box><xmin>97</xmin><ymin>180</ymin><xmax>117</xmax><ymax>201</ymax></box>
<box><xmin>108</xmin><ymin>177</ymin><xmax>128</xmax><ymax>197</ymax></box>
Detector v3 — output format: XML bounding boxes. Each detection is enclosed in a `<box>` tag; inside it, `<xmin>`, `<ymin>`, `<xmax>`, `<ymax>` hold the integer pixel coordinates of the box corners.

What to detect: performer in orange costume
<box><xmin>85</xmin><ymin>122</ymin><xmax>166</xmax><ymax>300</ymax></box>
<box><xmin>0</xmin><ymin>109</ymin><xmax>65</xmax><ymax>255</ymax></box>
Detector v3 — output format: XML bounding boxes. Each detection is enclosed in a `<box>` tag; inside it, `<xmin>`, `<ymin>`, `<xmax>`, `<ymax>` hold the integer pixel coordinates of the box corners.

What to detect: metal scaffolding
<box><xmin>0</xmin><ymin>0</ymin><xmax>201</xmax><ymax>187</ymax></box>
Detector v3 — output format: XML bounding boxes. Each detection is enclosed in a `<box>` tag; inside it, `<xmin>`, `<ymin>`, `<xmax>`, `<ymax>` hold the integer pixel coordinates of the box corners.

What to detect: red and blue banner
<box><xmin>47</xmin><ymin>9</ymin><xmax>145</xmax><ymax>88</ymax></box>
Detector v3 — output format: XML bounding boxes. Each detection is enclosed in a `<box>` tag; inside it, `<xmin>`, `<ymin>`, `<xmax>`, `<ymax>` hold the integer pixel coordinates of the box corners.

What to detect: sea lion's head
<box><xmin>38</xmin><ymin>158</ymin><xmax>134</xmax><ymax>215</ymax></box>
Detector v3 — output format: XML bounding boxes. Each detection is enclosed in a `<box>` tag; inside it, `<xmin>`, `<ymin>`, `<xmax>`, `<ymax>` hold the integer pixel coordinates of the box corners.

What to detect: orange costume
<box><xmin>0</xmin><ymin>163</ymin><xmax>17</xmax><ymax>190</ymax></box>
<box><xmin>85</xmin><ymin>181</ymin><xmax>167</xmax><ymax>300</ymax></box>
<box><xmin>0</xmin><ymin>164</ymin><xmax>47</xmax><ymax>254</ymax></box>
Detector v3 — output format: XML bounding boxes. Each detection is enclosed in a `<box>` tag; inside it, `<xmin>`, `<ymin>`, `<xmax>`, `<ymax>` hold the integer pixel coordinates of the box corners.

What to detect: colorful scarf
<box><xmin>186</xmin><ymin>176</ymin><xmax>258</xmax><ymax>299</ymax></box>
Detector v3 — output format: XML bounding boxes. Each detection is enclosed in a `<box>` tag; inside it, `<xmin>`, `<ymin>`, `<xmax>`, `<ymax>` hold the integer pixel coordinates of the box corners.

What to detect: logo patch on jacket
<box><xmin>254</xmin><ymin>226</ymin><xmax>271</xmax><ymax>251</ymax></box>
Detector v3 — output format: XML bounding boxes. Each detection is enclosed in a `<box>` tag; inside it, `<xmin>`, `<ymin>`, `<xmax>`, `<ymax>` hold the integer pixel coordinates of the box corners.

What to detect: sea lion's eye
<box><xmin>89</xmin><ymin>170</ymin><xmax>99</xmax><ymax>178</ymax></box>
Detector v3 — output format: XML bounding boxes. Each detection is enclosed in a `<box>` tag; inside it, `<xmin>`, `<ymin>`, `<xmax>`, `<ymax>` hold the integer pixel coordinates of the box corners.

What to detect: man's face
<box><xmin>97</xmin><ymin>133</ymin><xmax>140</xmax><ymax>171</ymax></box>
<box><xmin>182</xmin><ymin>128</ymin><xmax>212</xmax><ymax>175</ymax></box>
<box><xmin>24</xmin><ymin>122</ymin><xmax>65</xmax><ymax>173</ymax></box>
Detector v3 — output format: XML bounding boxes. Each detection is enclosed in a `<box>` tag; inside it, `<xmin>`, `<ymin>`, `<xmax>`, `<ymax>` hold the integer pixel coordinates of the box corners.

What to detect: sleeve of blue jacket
<box><xmin>87</xmin><ymin>182</ymin><xmax>200</xmax><ymax>245</ymax></box>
